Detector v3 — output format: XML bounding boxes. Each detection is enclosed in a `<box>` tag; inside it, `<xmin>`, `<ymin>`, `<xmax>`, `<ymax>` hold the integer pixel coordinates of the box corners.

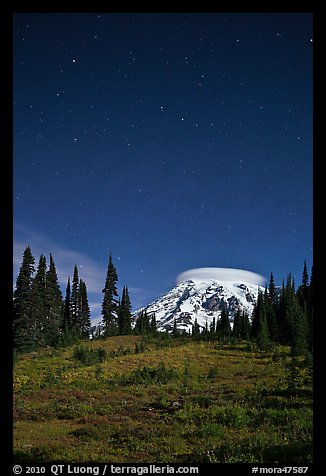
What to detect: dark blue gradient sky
<box><xmin>13</xmin><ymin>12</ymin><xmax>313</xmax><ymax>320</ymax></box>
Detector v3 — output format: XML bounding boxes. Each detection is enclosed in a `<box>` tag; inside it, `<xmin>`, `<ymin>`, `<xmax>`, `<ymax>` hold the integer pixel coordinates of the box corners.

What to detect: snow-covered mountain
<box><xmin>133</xmin><ymin>268</ymin><xmax>266</xmax><ymax>333</ymax></box>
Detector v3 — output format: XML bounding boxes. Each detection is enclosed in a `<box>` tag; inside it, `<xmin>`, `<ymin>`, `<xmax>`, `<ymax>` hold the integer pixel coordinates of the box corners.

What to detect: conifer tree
<box><xmin>233</xmin><ymin>309</ymin><xmax>242</xmax><ymax>339</ymax></box>
<box><xmin>240</xmin><ymin>311</ymin><xmax>251</xmax><ymax>340</ymax></box>
<box><xmin>192</xmin><ymin>318</ymin><xmax>201</xmax><ymax>339</ymax></box>
<box><xmin>44</xmin><ymin>254</ymin><xmax>63</xmax><ymax>345</ymax></box>
<box><xmin>62</xmin><ymin>277</ymin><xmax>72</xmax><ymax>331</ymax></box>
<box><xmin>251</xmin><ymin>291</ymin><xmax>264</xmax><ymax>340</ymax></box>
<box><xmin>251</xmin><ymin>290</ymin><xmax>270</xmax><ymax>349</ymax></box>
<box><xmin>118</xmin><ymin>286</ymin><xmax>132</xmax><ymax>335</ymax></box>
<box><xmin>150</xmin><ymin>313</ymin><xmax>157</xmax><ymax>335</ymax></box>
<box><xmin>32</xmin><ymin>255</ymin><xmax>47</xmax><ymax>309</ymax></box>
<box><xmin>102</xmin><ymin>253</ymin><xmax>119</xmax><ymax>336</ymax></box>
<box><xmin>71</xmin><ymin>265</ymin><xmax>80</xmax><ymax>331</ymax></box>
<box><xmin>31</xmin><ymin>254</ymin><xmax>48</xmax><ymax>346</ymax></box>
<box><xmin>78</xmin><ymin>279</ymin><xmax>91</xmax><ymax>338</ymax></box>
<box><xmin>13</xmin><ymin>246</ymin><xmax>36</xmax><ymax>351</ymax></box>
<box><xmin>290</xmin><ymin>300</ymin><xmax>309</xmax><ymax>356</ymax></box>
<box><xmin>297</xmin><ymin>261</ymin><xmax>309</xmax><ymax>311</ymax></box>
<box><xmin>277</xmin><ymin>280</ymin><xmax>288</xmax><ymax>344</ymax></box>
<box><xmin>172</xmin><ymin>318</ymin><xmax>179</xmax><ymax>337</ymax></box>
<box><xmin>256</xmin><ymin>304</ymin><xmax>270</xmax><ymax>351</ymax></box>
<box><xmin>284</xmin><ymin>273</ymin><xmax>297</xmax><ymax>343</ymax></box>
<box><xmin>266</xmin><ymin>272</ymin><xmax>278</xmax><ymax>342</ymax></box>
<box><xmin>219</xmin><ymin>309</ymin><xmax>231</xmax><ymax>342</ymax></box>
<box><xmin>134</xmin><ymin>310</ymin><xmax>150</xmax><ymax>335</ymax></box>
<box><xmin>209</xmin><ymin>316</ymin><xmax>216</xmax><ymax>337</ymax></box>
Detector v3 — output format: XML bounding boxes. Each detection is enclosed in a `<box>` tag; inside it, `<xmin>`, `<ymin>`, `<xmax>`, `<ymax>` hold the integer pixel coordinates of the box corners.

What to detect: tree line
<box><xmin>186</xmin><ymin>261</ymin><xmax>313</xmax><ymax>357</ymax></box>
<box><xmin>13</xmin><ymin>247</ymin><xmax>138</xmax><ymax>351</ymax></box>
<box><xmin>14</xmin><ymin>246</ymin><xmax>312</xmax><ymax>358</ymax></box>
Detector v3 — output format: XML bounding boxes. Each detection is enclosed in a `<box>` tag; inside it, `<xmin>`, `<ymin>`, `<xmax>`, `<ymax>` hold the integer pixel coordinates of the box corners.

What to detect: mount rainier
<box><xmin>133</xmin><ymin>267</ymin><xmax>267</xmax><ymax>333</ymax></box>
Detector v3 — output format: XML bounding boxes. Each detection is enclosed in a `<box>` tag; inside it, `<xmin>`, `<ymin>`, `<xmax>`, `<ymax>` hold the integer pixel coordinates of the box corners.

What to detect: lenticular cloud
<box><xmin>176</xmin><ymin>267</ymin><xmax>266</xmax><ymax>286</ymax></box>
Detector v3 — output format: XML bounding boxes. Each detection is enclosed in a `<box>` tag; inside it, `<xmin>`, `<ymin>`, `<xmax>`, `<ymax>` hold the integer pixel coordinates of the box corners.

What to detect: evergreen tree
<box><xmin>256</xmin><ymin>304</ymin><xmax>270</xmax><ymax>351</ymax></box>
<box><xmin>219</xmin><ymin>309</ymin><xmax>231</xmax><ymax>342</ymax></box>
<box><xmin>71</xmin><ymin>265</ymin><xmax>80</xmax><ymax>331</ymax></box>
<box><xmin>209</xmin><ymin>316</ymin><xmax>216</xmax><ymax>337</ymax></box>
<box><xmin>118</xmin><ymin>286</ymin><xmax>132</xmax><ymax>335</ymax></box>
<box><xmin>101</xmin><ymin>253</ymin><xmax>119</xmax><ymax>336</ymax></box>
<box><xmin>31</xmin><ymin>254</ymin><xmax>48</xmax><ymax>346</ymax></box>
<box><xmin>251</xmin><ymin>290</ymin><xmax>264</xmax><ymax>340</ymax></box>
<box><xmin>240</xmin><ymin>311</ymin><xmax>251</xmax><ymax>340</ymax></box>
<box><xmin>284</xmin><ymin>273</ymin><xmax>297</xmax><ymax>343</ymax></box>
<box><xmin>62</xmin><ymin>277</ymin><xmax>72</xmax><ymax>331</ymax></box>
<box><xmin>233</xmin><ymin>309</ymin><xmax>242</xmax><ymax>339</ymax></box>
<box><xmin>172</xmin><ymin>318</ymin><xmax>179</xmax><ymax>337</ymax></box>
<box><xmin>150</xmin><ymin>313</ymin><xmax>157</xmax><ymax>335</ymax></box>
<box><xmin>44</xmin><ymin>254</ymin><xmax>63</xmax><ymax>345</ymax></box>
<box><xmin>202</xmin><ymin>319</ymin><xmax>209</xmax><ymax>338</ymax></box>
<box><xmin>266</xmin><ymin>273</ymin><xmax>278</xmax><ymax>342</ymax></box>
<box><xmin>13</xmin><ymin>246</ymin><xmax>36</xmax><ymax>351</ymax></box>
<box><xmin>297</xmin><ymin>261</ymin><xmax>309</xmax><ymax>311</ymax></box>
<box><xmin>32</xmin><ymin>255</ymin><xmax>47</xmax><ymax>306</ymax></box>
<box><xmin>134</xmin><ymin>310</ymin><xmax>150</xmax><ymax>335</ymax></box>
<box><xmin>277</xmin><ymin>280</ymin><xmax>288</xmax><ymax>344</ymax></box>
<box><xmin>297</xmin><ymin>262</ymin><xmax>313</xmax><ymax>351</ymax></box>
<box><xmin>78</xmin><ymin>279</ymin><xmax>91</xmax><ymax>338</ymax></box>
<box><xmin>252</xmin><ymin>290</ymin><xmax>270</xmax><ymax>349</ymax></box>
<box><xmin>290</xmin><ymin>300</ymin><xmax>309</xmax><ymax>356</ymax></box>
<box><xmin>192</xmin><ymin>318</ymin><xmax>201</xmax><ymax>339</ymax></box>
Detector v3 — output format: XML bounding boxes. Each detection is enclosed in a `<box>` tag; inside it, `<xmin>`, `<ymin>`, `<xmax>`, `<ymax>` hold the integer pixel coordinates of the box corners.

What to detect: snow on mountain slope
<box><xmin>133</xmin><ymin>268</ymin><xmax>266</xmax><ymax>333</ymax></box>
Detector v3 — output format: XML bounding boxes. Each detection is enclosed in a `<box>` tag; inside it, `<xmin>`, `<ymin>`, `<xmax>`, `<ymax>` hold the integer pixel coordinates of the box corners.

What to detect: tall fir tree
<box><xmin>31</xmin><ymin>254</ymin><xmax>48</xmax><ymax>346</ymax></box>
<box><xmin>118</xmin><ymin>286</ymin><xmax>132</xmax><ymax>335</ymax></box>
<box><xmin>44</xmin><ymin>254</ymin><xmax>63</xmax><ymax>345</ymax></box>
<box><xmin>102</xmin><ymin>253</ymin><xmax>119</xmax><ymax>336</ymax></box>
<box><xmin>266</xmin><ymin>272</ymin><xmax>278</xmax><ymax>341</ymax></box>
<box><xmin>13</xmin><ymin>246</ymin><xmax>36</xmax><ymax>351</ymax></box>
<box><xmin>62</xmin><ymin>277</ymin><xmax>72</xmax><ymax>331</ymax></box>
<box><xmin>297</xmin><ymin>261</ymin><xmax>309</xmax><ymax>311</ymax></box>
<box><xmin>251</xmin><ymin>290</ymin><xmax>270</xmax><ymax>350</ymax></box>
<box><xmin>71</xmin><ymin>265</ymin><xmax>80</xmax><ymax>331</ymax></box>
<box><xmin>233</xmin><ymin>309</ymin><xmax>250</xmax><ymax>341</ymax></box>
<box><xmin>256</xmin><ymin>304</ymin><xmax>270</xmax><ymax>351</ymax></box>
<box><xmin>290</xmin><ymin>299</ymin><xmax>309</xmax><ymax>356</ymax></box>
<box><xmin>172</xmin><ymin>318</ymin><xmax>179</xmax><ymax>337</ymax></box>
<box><xmin>209</xmin><ymin>316</ymin><xmax>216</xmax><ymax>337</ymax></box>
<box><xmin>150</xmin><ymin>313</ymin><xmax>157</xmax><ymax>334</ymax></box>
<box><xmin>240</xmin><ymin>311</ymin><xmax>251</xmax><ymax>340</ymax></box>
<box><xmin>219</xmin><ymin>309</ymin><xmax>231</xmax><ymax>342</ymax></box>
<box><xmin>78</xmin><ymin>279</ymin><xmax>91</xmax><ymax>338</ymax></box>
<box><xmin>134</xmin><ymin>310</ymin><xmax>150</xmax><ymax>335</ymax></box>
<box><xmin>232</xmin><ymin>309</ymin><xmax>242</xmax><ymax>339</ymax></box>
<box><xmin>192</xmin><ymin>318</ymin><xmax>201</xmax><ymax>339</ymax></box>
<box><xmin>277</xmin><ymin>280</ymin><xmax>288</xmax><ymax>344</ymax></box>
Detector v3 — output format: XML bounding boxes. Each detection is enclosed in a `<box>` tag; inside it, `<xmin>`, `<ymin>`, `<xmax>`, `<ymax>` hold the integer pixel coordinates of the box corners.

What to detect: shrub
<box><xmin>196</xmin><ymin>423</ymin><xmax>225</xmax><ymax>438</ymax></box>
<box><xmin>124</xmin><ymin>362</ymin><xmax>177</xmax><ymax>385</ymax></box>
<box><xmin>73</xmin><ymin>345</ymin><xmax>107</xmax><ymax>365</ymax></box>
<box><xmin>135</xmin><ymin>341</ymin><xmax>146</xmax><ymax>353</ymax></box>
<box><xmin>214</xmin><ymin>406</ymin><xmax>250</xmax><ymax>428</ymax></box>
<box><xmin>191</xmin><ymin>395</ymin><xmax>213</xmax><ymax>408</ymax></box>
<box><xmin>207</xmin><ymin>364</ymin><xmax>219</xmax><ymax>379</ymax></box>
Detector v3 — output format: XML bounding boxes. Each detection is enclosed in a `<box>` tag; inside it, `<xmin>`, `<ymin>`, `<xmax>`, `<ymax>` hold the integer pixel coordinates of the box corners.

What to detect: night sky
<box><xmin>13</xmin><ymin>12</ymin><xmax>313</xmax><ymax>322</ymax></box>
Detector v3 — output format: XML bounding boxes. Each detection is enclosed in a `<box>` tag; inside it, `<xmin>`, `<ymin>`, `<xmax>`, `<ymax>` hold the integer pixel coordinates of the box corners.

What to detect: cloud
<box><xmin>176</xmin><ymin>267</ymin><xmax>266</xmax><ymax>286</ymax></box>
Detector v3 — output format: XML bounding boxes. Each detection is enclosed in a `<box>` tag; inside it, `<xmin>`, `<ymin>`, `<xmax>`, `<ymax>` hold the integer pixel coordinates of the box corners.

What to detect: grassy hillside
<box><xmin>13</xmin><ymin>335</ymin><xmax>313</xmax><ymax>463</ymax></box>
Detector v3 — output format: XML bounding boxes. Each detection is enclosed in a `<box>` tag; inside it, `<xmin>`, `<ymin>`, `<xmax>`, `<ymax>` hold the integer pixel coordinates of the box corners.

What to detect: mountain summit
<box><xmin>133</xmin><ymin>267</ymin><xmax>266</xmax><ymax>333</ymax></box>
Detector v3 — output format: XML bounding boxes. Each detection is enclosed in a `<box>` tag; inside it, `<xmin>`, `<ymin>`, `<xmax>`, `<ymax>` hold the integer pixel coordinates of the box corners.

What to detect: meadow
<box><xmin>13</xmin><ymin>334</ymin><xmax>313</xmax><ymax>463</ymax></box>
